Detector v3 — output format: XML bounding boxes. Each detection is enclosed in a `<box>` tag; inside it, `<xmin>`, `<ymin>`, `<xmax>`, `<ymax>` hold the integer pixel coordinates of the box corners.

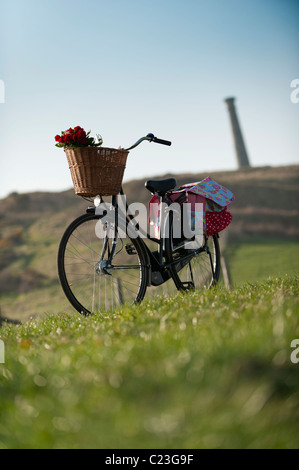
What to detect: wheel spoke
<box><xmin>165</xmin><ymin>212</ymin><xmax>220</xmax><ymax>291</ymax></box>
<box><xmin>58</xmin><ymin>214</ymin><xmax>147</xmax><ymax>315</ymax></box>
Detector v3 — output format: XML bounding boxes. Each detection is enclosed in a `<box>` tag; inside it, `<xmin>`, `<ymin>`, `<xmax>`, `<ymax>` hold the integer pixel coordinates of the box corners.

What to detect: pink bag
<box><xmin>148</xmin><ymin>194</ymin><xmax>161</xmax><ymax>239</ymax></box>
<box><xmin>148</xmin><ymin>191</ymin><xmax>206</xmax><ymax>239</ymax></box>
<box><xmin>148</xmin><ymin>177</ymin><xmax>234</xmax><ymax>238</ymax></box>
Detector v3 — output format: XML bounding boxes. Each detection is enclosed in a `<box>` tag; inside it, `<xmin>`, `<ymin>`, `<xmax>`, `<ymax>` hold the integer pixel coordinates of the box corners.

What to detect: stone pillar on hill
<box><xmin>224</xmin><ymin>97</ymin><xmax>251</xmax><ymax>168</ymax></box>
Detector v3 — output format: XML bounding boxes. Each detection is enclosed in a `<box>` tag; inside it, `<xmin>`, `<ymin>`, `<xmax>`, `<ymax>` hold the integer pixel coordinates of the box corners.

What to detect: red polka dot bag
<box><xmin>178</xmin><ymin>177</ymin><xmax>235</xmax><ymax>236</ymax></box>
<box><xmin>205</xmin><ymin>206</ymin><xmax>232</xmax><ymax>236</ymax></box>
<box><xmin>148</xmin><ymin>177</ymin><xmax>235</xmax><ymax>239</ymax></box>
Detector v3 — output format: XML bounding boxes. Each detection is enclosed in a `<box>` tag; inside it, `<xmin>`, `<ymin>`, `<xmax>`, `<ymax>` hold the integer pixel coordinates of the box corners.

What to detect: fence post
<box><xmin>0</xmin><ymin>339</ymin><xmax>4</xmax><ymax>364</ymax></box>
<box><xmin>220</xmin><ymin>254</ymin><xmax>231</xmax><ymax>290</ymax></box>
<box><xmin>219</xmin><ymin>232</ymin><xmax>232</xmax><ymax>289</ymax></box>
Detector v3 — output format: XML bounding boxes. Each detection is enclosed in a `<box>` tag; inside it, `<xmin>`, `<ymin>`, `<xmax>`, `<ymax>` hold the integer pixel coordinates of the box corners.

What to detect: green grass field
<box><xmin>0</xmin><ymin>276</ymin><xmax>298</xmax><ymax>449</ymax></box>
<box><xmin>224</xmin><ymin>237</ymin><xmax>299</xmax><ymax>286</ymax></box>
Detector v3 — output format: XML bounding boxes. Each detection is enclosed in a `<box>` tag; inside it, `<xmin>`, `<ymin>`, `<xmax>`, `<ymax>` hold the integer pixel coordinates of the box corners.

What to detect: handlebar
<box><xmin>124</xmin><ymin>133</ymin><xmax>172</xmax><ymax>151</ymax></box>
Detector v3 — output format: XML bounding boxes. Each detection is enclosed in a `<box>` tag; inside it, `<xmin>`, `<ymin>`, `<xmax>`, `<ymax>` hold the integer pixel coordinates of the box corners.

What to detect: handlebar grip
<box><xmin>153</xmin><ymin>136</ymin><xmax>172</xmax><ymax>146</ymax></box>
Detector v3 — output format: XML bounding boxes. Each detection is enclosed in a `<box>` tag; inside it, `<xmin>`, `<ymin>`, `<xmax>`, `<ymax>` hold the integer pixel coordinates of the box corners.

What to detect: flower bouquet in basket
<box><xmin>55</xmin><ymin>126</ymin><xmax>129</xmax><ymax>197</ymax></box>
<box><xmin>55</xmin><ymin>126</ymin><xmax>103</xmax><ymax>149</ymax></box>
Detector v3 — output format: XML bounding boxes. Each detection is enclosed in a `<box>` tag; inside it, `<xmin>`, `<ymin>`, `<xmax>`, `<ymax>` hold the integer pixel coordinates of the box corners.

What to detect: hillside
<box><xmin>0</xmin><ymin>164</ymin><xmax>298</xmax><ymax>321</ymax></box>
<box><xmin>0</xmin><ymin>276</ymin><xmax>298</xmax><ymax>448</ymax></box>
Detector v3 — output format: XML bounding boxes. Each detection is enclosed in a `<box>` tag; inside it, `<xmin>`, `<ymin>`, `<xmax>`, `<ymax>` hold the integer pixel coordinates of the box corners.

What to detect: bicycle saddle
<box><xmin>145</xmin><ymin>177</ymin><xmax>177</xmax><ymax>195</ymax></box>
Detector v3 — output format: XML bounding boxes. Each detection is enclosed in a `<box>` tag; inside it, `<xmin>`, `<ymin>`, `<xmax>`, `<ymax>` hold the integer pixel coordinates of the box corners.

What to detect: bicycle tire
<box><xmin>57</xmin><ymin>213</ymin><xmax>149</xmax><ymax>315</ymax></box>
<box><xmin>164</xmin><ymin>211</ymin><xmax>221</xmax><ymax>291</ymax></box>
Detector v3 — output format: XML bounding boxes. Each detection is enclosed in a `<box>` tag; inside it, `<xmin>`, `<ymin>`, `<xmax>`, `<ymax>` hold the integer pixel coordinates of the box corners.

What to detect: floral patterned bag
<box><xmin>178</xmin><ymin>177</ymin><xmax>235</xmax><ymax>236</ymax></box>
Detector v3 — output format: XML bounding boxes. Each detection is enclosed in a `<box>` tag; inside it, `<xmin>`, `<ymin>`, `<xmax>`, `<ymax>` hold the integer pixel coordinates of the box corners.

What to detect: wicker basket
<box><xmin>64</xmin><ymin>146</ymin><xmax>129</xmax><ymax>197</ymax></box>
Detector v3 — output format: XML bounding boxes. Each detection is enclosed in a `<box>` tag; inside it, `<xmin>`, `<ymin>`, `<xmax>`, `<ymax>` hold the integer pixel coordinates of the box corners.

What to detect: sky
<box><xmin>0</xmin><ymin>0</ymin><xmax>298</xmax><ymax>199</ymax></box>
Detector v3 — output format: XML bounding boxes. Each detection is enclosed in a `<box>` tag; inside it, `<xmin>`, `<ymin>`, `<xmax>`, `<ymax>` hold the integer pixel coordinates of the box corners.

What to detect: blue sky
<box><xmin>0</xmin><ymin>0</ymin><xmax>298</xmax><ymax>198</ymax></box>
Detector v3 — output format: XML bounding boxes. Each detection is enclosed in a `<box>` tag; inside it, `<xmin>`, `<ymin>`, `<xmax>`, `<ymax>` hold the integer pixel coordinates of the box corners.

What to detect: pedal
<box><xmin>181</xmin><ymin>281</ymin><xmax>195</xmax><ymax>291</ymax></box>
<box><xmin>125</xmin><ymin>244</ymin><xmax>137</xmax><ymax>255</ymax></box>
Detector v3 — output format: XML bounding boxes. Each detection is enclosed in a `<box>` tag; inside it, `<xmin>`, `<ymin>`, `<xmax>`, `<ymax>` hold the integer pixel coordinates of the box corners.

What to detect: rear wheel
<box><xmin>58</xmin><ymin>213</ymin><xmax>149</xmax><ymax>315</ymax></box>
<box><xmin>165</xmin><ymin>212</ymin><xmax>220</xmax><ymax>291</ymax></box>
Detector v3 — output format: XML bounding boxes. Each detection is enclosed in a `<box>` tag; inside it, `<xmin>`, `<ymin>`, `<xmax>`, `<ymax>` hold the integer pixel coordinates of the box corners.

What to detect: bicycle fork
<box><xmin>97</xmin><ymin>195</ymin><xmax>119</xmax><ymax>275</ymax></box>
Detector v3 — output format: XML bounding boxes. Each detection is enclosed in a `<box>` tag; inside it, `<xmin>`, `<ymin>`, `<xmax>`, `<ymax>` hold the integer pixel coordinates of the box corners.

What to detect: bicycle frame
<box><xmin>90</xmin><ymin>187</ymin><xmax>216</xmax><ymax>287</ymax></box>
<box><xmin>86</xmin><ymin>132</ymin><xmax>217</xmax><ymax>287</ymax></box>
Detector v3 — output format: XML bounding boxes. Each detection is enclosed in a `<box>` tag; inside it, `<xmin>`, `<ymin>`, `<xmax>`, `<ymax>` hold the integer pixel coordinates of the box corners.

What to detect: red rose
<box><xmin>55</xmin><ymin>135</ymin><xmax>61</xmax><ymax>142</ymax></box>
<box><xmin>75</xmin><ymin>129</ymin><xmax>87</xmax><ymax>144</ymax></box>
<box><xmin>62</xmin><ymin>133</ymin><xmax>73</xmax><ymax>144</ymax></box>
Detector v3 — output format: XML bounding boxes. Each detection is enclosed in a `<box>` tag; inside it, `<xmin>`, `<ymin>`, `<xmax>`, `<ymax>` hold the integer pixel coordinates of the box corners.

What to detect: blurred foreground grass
<box><xmin>0</xmin><ymin>276</ymin><xmax>298</xmax><ymax>449</ymax></box>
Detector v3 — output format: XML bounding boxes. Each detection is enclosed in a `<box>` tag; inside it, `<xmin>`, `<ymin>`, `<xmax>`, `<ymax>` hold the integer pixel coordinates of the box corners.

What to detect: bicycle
<box><xmin>57</xmin><ymin>133</ymin><xmax>228</xmax><ymax>315</ymax></box>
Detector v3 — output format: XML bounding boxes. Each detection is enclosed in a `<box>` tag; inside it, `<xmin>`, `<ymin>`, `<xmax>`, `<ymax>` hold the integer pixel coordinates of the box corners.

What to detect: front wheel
<box><xmin>165</xmin><ymin>212</ymin><xmax>220</xmax><ymax>291</ymax></box>
<box><xmin>57</xmin><ymin>213</ymin><xmax>149</xmax><ymax>315</ymax></box>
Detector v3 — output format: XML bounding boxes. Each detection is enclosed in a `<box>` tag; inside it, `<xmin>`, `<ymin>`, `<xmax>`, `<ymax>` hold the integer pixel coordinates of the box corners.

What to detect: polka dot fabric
<box><xmin>206</xmin><ymin>207</ymin><xmax>232</xmax><ymax>236</ymax></box>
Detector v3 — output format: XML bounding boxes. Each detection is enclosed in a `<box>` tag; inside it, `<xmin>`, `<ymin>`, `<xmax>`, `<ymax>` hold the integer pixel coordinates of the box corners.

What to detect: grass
<box><xmin>0</xmin><ymin>275</ymin><xmax>299</xmax><ymax>449</ymax></box>
<box><xmin>224</xmin><ymin>237</ymin><xmax>299</xmax><ymax>286</ymax></box>
<box><xmin>2</xmin><ymin>236</ymin><xmax>299</xmax><ymax>322</ymax></box>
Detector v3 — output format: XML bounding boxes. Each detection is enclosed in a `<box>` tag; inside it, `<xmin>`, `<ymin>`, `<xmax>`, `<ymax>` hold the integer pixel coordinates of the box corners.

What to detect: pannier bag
<box><xmin>148</xmin><ymin>177</ymin><xmax>235</xmax><ymax>239</ymax></box>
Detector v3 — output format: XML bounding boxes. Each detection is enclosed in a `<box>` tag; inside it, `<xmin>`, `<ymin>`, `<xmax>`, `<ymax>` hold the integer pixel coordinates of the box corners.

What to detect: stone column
<box><xmin>224</xmin><ymin>97</ymin><xmax>250</xmax><ymax>168</ymax></box>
